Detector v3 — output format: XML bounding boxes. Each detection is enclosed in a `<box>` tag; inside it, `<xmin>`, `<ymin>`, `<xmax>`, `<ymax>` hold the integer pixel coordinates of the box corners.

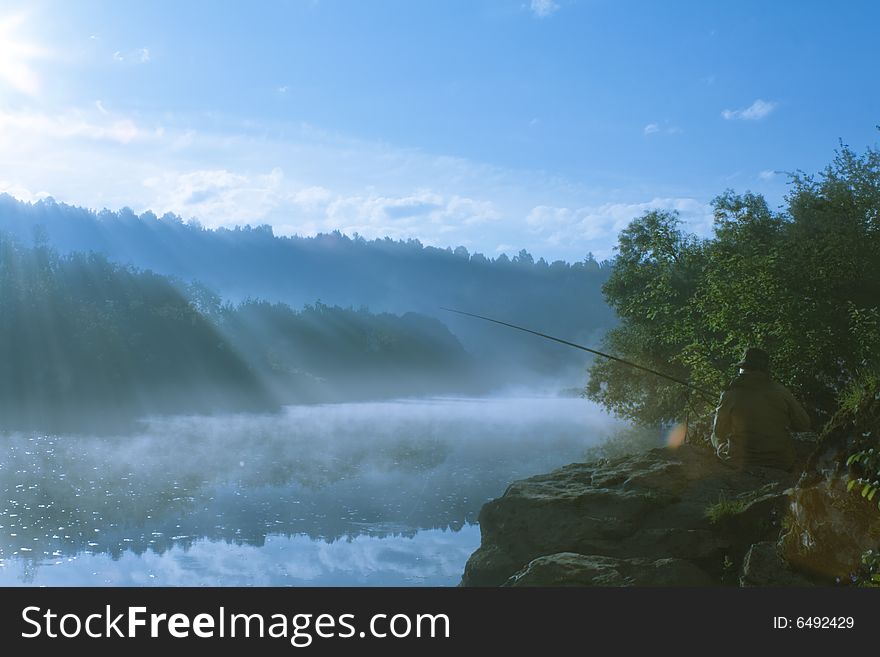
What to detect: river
<box><xmin>0</xmin><ymin>396</ymin><xmax>623</xmax><ymax>586</ymax></box>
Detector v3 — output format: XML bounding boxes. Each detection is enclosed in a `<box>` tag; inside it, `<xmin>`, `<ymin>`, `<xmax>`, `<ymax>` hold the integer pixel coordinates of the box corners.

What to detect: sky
<box><xmin>0</xmin><ymin>0</ymin><xmax>877</xmax><ymax>262</ymax></box>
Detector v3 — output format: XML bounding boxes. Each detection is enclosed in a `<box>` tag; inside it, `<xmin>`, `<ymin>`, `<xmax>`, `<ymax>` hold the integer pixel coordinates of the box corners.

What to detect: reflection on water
<box><xmin>0</xmin><ymin>527</ymin><xmax>481</xmax><ymax>586</ymax></box>
<box><xmin>0</xmin><ymin>396</ymin><xmax>621</xmax><ymax>586</ymax></box>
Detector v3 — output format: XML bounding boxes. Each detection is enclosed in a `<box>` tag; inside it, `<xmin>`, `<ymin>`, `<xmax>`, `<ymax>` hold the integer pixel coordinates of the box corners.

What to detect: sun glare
<box><xmin>0</xmin><ymin>12</ymin><xmax>47</xmax><ymax>96</ymax></box>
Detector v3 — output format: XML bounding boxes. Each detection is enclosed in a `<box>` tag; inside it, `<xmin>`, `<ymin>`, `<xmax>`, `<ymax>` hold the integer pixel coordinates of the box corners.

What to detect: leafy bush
<box><xmin>586</xmin><ymin>141</ymin><xmax>880</xmax><ymax>432</ymax></box>
<box><xmin>855</xmin><ymin>549</ymin><xmax>880</xmax><ymax>587</ymax></box>
<box><xmin>837</xmin><ymin>370</ymin><xmax>880</xmax><ymax>510</ymax></box>
<box><xmin>846</xmin><ymin>449</ymin><xmax>880</xmax><ymax>508</ymax></box>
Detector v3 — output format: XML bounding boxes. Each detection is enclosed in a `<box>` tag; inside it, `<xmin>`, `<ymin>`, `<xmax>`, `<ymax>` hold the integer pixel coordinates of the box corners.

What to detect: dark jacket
<box><xmin>711</xmin><ymin>371</ymin><xmax>811</xmax><ymax>470</ymax></box>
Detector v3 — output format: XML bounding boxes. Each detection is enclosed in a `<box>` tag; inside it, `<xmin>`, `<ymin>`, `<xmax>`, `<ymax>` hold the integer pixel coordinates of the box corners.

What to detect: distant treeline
<box><xmin>0</xmin><ymin>234</ymin><xmax>471</xmax><ymax>430</ymax></box>
<box><xmin>0</xmin><ymin>195</ymin><xmax>616</xmax><ymax>377</ymax></box>
<box><xmin>218</xmin><ymin>297</ymin><xmax>473</xmax><ymax>402</ymax></box>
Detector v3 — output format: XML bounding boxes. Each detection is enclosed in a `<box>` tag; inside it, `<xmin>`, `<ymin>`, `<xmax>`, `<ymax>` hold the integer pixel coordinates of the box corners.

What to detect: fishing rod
<box><xmin>440</xmin><ymin>307</ymin><xmax>717</xmax><ymax>403</ymax></box>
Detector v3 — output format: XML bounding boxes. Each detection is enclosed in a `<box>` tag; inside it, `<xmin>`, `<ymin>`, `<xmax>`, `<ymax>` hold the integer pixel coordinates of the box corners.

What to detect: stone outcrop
<box><xmin>781</xmin><ymin>389</ymin><xmax>880</xmax><ymax>581</ymax></box>
<box><xmin>461</xmin><ymin>444</ymin><xmax>802</xmax><ymax>587</ymax></box>
<box><xmin>739</xmin><ymin>541</ymin><xmax>813</xmax><ymax>586</ymax></box>
<box><xmin>505</xmin><ymin>552</ymin><xmax>716</xmax><ymax>587</ymax></box>
<box><xmin>463</xmin><ymin>385</ymin><xmax>880</xmax><ymax>587</ymax></box>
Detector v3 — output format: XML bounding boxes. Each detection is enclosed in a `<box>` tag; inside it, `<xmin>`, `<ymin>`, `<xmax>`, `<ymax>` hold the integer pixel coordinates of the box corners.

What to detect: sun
<box><xmin>0</xmin><ymin>12</ymin><xmax>47</xmax><ymax>96</ymax></box>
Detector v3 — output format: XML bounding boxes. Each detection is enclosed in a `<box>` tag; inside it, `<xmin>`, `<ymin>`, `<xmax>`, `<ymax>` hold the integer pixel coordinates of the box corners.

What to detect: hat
<box><xmin>736</xmin><ymin>347</ymin><xmax>770</xmax><ymax>372</ymax></box>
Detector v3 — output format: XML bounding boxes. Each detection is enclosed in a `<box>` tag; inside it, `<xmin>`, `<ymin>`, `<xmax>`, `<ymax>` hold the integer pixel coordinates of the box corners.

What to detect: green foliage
<box><xmin>838</xmin><ymin>370</ymin><xmax>880</xmax><ymax>417</ymax></box>
<box><xmin>0</xmin><ymin>234</ymin><xmax>473</xmax><ymax>428</ymax></box>
<box><xmin>838</xmin><ymin>369</ymin><xmax>880</xmax><ymax>512</ymax></box>
<box><xmin>218</xmin><ymin>299</ymin><xmax>470</xmax><ymax>395</ymax></box>
<box><xmin>0</xmin><ymin>232</ymin><xmax>263</xmax><ymax>424</ymax></box>
<box><xmin>705</xmin><ymin>494</ymin><xmax>748</xmax><ymax>524</ymax></box>
<box><xmin>855</xmin><ymin>549</ymin><xmax>880</xmax><ymax>587</ymax></box>
<box><xmin>0</xmin><ymin>193</ymin><xmax>618</xmax><ymax>379</ymax></box>
<box><xmin>845</xmin><ymin>448</ymin><xmax>880</xmax><ymax>509</ymax></box>
<box><xmin>587</xmin><ymin>142</ymin><xmax>880</xmax><ymax>430</ymax></box>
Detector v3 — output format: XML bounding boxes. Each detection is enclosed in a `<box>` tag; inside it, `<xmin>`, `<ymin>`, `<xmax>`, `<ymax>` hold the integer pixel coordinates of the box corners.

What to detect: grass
<box><xmin>838</xmin><ymin>369</ymin><xmax>880</xmax><ymax>417</ymax></box>
<box><xmin>705</xmin><ymin>495</ymin><xmax>748</xmax><ymax>524</ymax></box>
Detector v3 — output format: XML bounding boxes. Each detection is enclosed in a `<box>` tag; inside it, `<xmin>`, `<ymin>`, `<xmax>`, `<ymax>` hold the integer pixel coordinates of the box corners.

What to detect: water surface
<box><xmin>0</xmin><ymin>396</ymin><xmax>621</xmax><ymax>586</ymax></box>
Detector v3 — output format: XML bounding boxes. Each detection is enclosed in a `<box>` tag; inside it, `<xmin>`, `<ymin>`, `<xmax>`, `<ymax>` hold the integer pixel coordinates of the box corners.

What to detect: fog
<box><xmin>0</xmin><ymin>220</ymin><xmax>629</xmax><ymax>586</ymax></box>
<box><xmin>0</xmin><ymin>196</ymin><xmax>617</xmax><ymax>387</ymax></box>
<box><xmin>0</xmin><ymin>395</ymin><xmax>625</xmax><ymax>586</ymax></box>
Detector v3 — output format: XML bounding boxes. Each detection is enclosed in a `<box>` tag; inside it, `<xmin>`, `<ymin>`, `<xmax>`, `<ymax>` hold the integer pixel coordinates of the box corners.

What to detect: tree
<box><xmin>514</xmin><ymin>249</ymin><xmax>534</xmax><ymax>266</ymax></box>
<box><xmin>587</xmin><ymin>141</ymin><xmax>880</xmax><ymax>432</ymax></box>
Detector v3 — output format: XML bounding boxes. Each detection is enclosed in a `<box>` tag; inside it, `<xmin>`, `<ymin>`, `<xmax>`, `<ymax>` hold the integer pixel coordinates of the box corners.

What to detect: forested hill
<box><xmin>0</xmin><ymin>195</ymin><xmax>616</xmax><ymax>378</ymax></box>
<box><xmin>0</xmin><ymin>234</ymin><xmax>472</xmax><ymax>430</ymax></box>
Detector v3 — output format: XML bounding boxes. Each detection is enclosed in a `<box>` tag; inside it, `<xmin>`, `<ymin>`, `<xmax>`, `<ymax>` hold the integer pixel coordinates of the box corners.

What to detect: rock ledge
<box><xmin>461</xmin><ymin>444</ymin><xmax>801</xmax><ymax>586</ymax></box>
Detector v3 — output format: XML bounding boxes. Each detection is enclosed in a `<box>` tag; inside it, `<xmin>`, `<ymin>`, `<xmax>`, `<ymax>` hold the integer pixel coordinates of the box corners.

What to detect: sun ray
<box><xmin>0</xmin><ymin>12</ymin><xmax>48</xmax><ymax>96</ymax></box>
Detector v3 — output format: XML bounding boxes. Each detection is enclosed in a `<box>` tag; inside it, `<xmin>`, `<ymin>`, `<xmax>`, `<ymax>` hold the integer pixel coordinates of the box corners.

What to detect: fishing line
<box><xmin>441</xmin><ymin>307</ymin><xmax>717</xmax><ymax>404</ymax></box>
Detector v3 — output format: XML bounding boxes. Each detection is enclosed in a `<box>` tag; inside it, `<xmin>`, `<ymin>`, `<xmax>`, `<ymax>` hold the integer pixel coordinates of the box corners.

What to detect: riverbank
<box><xmin>461</xmin><ymin>386</ymin><xmax>880</xmax><ymax>587</ymax></box>
<box><xmin>461</xmin><ymin>443</ymin><xmax>812</xmax><ymax>586</ymax></box>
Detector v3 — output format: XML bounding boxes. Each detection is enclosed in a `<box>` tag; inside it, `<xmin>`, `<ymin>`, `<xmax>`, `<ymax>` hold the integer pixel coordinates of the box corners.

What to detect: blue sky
<box><xmin>0</xmin><ymin>0</ymin><xmax>877</xmax><ymax>261</ymax></box>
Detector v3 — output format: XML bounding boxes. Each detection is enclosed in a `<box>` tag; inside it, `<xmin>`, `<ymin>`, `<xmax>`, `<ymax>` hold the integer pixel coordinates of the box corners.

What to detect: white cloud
<box><xmin>0</xmin><ymin>102</ymin><xmax>713</xmax><ymax>262</ymax></box>
<box><xmin>0</xmin><ymin>106</ymin><xmax>523</xmax><ymax>250</ymax></box>
<box><xmin>113</xmin><ymin>47</ymin><xmax>152</xmax><ymax>64</ymax></box>
<box><xmin>143</xmin><ymin>168</ymin><xmax>286</xmax><ymax>228</ymax></box>
<box><xmin>0</xmin><ymin>109</ymin><xmax>154</xmax><ymax>145</ymax></box>
<box><xmin>0</xmin><ymin>180</ymin><xmax>51</xmax><ymax>203</ymax></box>
<box><xmin>526</xmin><ymin>197</ymin><xmax>713</xmax><ymax>254</ymax></box>
<box><xmin>291</xmin><ymin>185</ymin><xmax>332</xmax><ymax>209</ymax></box>
<box><xmin>758</xmin><ymin>169</ymin><xmax>778</xmax><ymax>180</ymax></box>
<box><xmin>721</xmin><ymin>99</ymin><xmax>777</xmax><ymax>121</ymax></box>
<box><xmin>137</xmin><ymin>167</ymin><xmax>503</xmax><ymax>241</ymax></box>
<box><xmin>644</xmin><ymin>122</ymin><xmax>682</xmax><ymax>137</ymax></box>
<box><xmin>298</xmin><ymin>189</ymin><xmax>502</xmax><ymax>242</ymax></box>
<box><xmin>530</xmin><ymin>0</ymin><xmax>560</xmax><ymax>18</ymax></box>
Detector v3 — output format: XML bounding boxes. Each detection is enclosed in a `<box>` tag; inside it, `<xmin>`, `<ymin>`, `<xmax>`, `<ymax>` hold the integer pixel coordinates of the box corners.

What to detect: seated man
<box><xmin>711</xmin><ymin>347</ymin><xmax>811</xmax><ymax>470</ymax></box>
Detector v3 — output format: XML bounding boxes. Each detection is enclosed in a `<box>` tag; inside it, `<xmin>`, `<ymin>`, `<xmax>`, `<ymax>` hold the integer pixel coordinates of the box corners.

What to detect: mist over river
<box><xmin>0</xmin><ymin>396</ymin><xmax>624</xmax><ymax>586</ymax></box>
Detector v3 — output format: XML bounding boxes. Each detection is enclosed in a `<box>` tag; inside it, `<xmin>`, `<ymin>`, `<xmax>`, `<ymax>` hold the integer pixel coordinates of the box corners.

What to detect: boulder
<box><xmin>462</xmin><ymin>444</ymin><xmax>799</xmax><ymax>586</ymax></box>
<box><xmin>504</xmin><ymin>552</ymin><xmax>715</xmax><ymax>587</ymax></box>
<box><xmin>781</xmin><ymin>389</ymin><xmax>880</xmax><ymax>582</ymax></box>
<box><xmin>739</xmin><ymin>541</ymin><xmax>814</xmax><ymax>586</ymax></box>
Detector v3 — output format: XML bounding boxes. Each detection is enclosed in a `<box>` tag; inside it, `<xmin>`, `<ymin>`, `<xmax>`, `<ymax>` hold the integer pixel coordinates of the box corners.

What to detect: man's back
<box><xmin>712</xmin><ymin>371</ymin><xmax>811</xmax><ymax>469</ymax></box>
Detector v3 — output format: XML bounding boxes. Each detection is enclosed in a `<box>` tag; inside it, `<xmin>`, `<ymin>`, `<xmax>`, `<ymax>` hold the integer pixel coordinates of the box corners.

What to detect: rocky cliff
<box><xmin>463</xmin><ymin>389</ymin><xmax>880</xmax><ymax>587</ymax></box>
<box><xmin>781</xmin><ymin>386</ymin><xmax>880</xmax><ymax>582</ymax></box>
<box><xmin>461</xmin><ymin>443</ymin><xmax>806</xmax><ymax>586</ymax></box>
<box><xmin>472</xmin><ymin>423</ymin><xmax>880</xmax><ymax>590</ymax></box>
<box><xmin>463</xmin><ymin>374</ymin><xmax>880</xmax><ymax>587</ymax></box>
